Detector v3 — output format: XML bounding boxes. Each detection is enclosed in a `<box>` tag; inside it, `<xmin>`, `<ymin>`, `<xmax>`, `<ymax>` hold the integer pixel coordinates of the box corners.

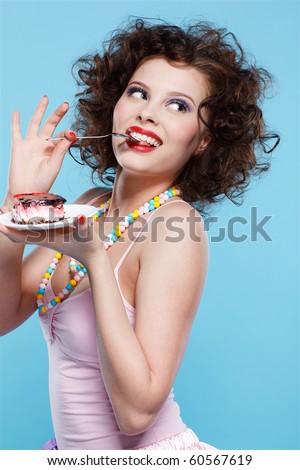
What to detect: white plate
<box><xmin>0</xmin><ymin>204</ymin><xmax>99</xmax><ymax>230</ymax></box>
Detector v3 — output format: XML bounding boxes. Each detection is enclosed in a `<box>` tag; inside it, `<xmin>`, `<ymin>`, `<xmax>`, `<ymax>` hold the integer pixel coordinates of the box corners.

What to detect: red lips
<box><xmin>126</xmin><ymin>126</ymin><xmax>163</xmax><ymax>145</ymax></box>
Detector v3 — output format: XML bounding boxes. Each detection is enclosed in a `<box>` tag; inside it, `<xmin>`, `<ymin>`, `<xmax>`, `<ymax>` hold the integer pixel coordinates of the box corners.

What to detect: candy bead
<box><xmin>44</xmin><ymin>273</ymin><xmax>51</xmax><ymax>279</ymax></box>
<box><xmin>74</xmin><ymin>275</ymin><xmax>81</xmax><ymax>282</ymax></box>
<box><xmin>50</xmin><ymin>263</ymin><xmax>56</xmax><ymax>269</ymax></box>
<box><xmin>42</xmin><ymin>278</ymin><xmax>49</xmax><ymax>284</ymax></box>
<box><xmin>66</xmin><ymin>284</ymin><xmax>72</xmax><ymax>291</ymax></box>
<box><xmin>53</xmin><ymin>258</ymin><xmax>58</xmax><ymax>264</ymax></box>
<box><xmin>62</xmin><ymin>288</ymin><xmax>69</xmax><ymax>295</ymax></box>
<box><xmin>55</xmin><ymin>253</ymin><xmax>62</xmax><ymax>259</ymax></box>
<box><xmin>70</xmin><ymin>280</ymin><xmax>77</xmax><ymax>287</ymax></box>
<box><xmin>54</xmin><ymin>296</ymin><xmax>61</xmax><ymax>303</ymax></box>
<box><xmin>58</xmin><ymin>292</ymin><xmax>65</xmax><ymax>299</ymax></box>
<box><xmin>40</xmin><ymin>283</ymin><xmax>46</xmax><ymax>289</ymax></box>
<box><xmin>37</xmin><ymin>294</ymin><xmax>44</xmax><ymax>299</ymax></box>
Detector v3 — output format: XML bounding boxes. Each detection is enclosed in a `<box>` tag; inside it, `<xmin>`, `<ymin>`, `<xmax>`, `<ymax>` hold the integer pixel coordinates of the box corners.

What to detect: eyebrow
<box><xmin>128</xmin><ymin>80</ymin><xmax>196</xmax><ymax>106</ymax></box>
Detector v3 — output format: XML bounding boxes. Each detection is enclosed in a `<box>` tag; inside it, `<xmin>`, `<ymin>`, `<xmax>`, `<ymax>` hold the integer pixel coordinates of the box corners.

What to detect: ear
<box><xmin>195</xmin><ymin>132</ymin><xmax>211</xmax><ymax>156</ymax></box>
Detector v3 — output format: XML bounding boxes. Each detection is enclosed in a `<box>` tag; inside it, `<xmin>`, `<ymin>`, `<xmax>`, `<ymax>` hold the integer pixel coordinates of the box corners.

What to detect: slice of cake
<box><xmin>12</xmin><ymin>192</ymin><xmax>66</xmax><ymax>224</ymax></box>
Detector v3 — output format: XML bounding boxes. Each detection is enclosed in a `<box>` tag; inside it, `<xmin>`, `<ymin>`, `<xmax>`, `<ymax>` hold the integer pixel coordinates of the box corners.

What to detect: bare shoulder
<box><xmin>73</xmin><ymin>186</ymin><xmax>112</xmax><ymax>204</ymax></box>
<box><xmin>142</xmin><ymin>198</ymin><xmax>209</xmax><ymax>262</ymax></box>
<box><xmin>138</xmin><ymin>197</ymin><xmax>209</xmax><ymax>316</ymax></box>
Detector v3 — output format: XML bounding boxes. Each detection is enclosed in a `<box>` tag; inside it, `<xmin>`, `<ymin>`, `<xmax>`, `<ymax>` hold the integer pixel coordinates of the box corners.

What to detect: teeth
<box><xmin>129</xmin><ymin>131</ymin><xmax>161</xmax><ymax>147</ymax></box>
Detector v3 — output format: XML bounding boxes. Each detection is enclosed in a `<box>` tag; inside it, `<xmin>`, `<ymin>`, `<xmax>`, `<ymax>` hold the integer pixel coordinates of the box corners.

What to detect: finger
<box><xmin>0</xmin><ymin>224</ymin><xmax>28</xmax><ymax>244</ymax></box>
<box><xmin>11</xmin><ymin>110</ymin><xmax>22</xmax><ymax>141</ymax></box>
<box><xmin>0</xmin><ymin>206</ymin><xmax>10</xmax><ymax>214</ymax></box>
<box><xmin>49</xmin><ymin>129</ymin><xmax>78</xmax><ymax>168</ymax></box>
<box><xmin>40</xmin><ymin>101</ymin><xmax>69</xmax><ymax>138</ymax></box>
<box><xmin>26</xmin><ymin>96</ymin><xmax>49</xmax><ymax>137</ymax></box>
<box><xmin>74</xmin><ymin>215</ymin><xmax>94</xmax><ymax>239</ymax></box>
<box><xmin>47</xmin><ymin>129</ymin><xmax>78</xmax><ymax>147</ymax></box>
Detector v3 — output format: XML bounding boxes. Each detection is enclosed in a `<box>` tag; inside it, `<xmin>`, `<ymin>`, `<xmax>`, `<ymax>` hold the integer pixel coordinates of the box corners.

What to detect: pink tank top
<box><xmin>39</xmin><ymin>193</ymin><xmax>192</xmax><ymax>450</ymax></box>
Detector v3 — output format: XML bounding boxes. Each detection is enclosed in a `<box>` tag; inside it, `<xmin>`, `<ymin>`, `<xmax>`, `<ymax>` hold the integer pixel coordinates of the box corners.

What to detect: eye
<box><xmin>126</xmin><ymin>86</ymin><xmax>148</xmax><ymax>100</ymax></box>
<box><xmin>166</xmin><ymin>99</ymin><xmax>191</xmax><ymax>113</ymax></box>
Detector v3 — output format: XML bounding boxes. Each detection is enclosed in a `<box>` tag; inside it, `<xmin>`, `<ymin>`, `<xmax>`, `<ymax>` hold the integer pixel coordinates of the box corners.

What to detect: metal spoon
<box><xmin>46</xmin><ymin>132</ymin><xmax>129</xmax><ymax>142</ymax></box>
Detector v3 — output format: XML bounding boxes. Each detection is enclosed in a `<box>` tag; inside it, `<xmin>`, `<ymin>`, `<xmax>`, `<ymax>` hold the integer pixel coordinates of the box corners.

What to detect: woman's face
<box><xmin>112</xmin><ymin>57</ymin><xmax>210</xmax><ymax>181</ymax></box>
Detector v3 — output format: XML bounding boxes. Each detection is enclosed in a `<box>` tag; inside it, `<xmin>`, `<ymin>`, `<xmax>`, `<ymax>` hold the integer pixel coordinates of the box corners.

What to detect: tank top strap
<box><xmin>114</xmin><ymin>199</ymin><xmax>192</xmax><ymax>274</ymax></box>
<box><xmin>87</xmin><ymin>189</ymin><xmax>112</xmax><ymax>205</ymax></box>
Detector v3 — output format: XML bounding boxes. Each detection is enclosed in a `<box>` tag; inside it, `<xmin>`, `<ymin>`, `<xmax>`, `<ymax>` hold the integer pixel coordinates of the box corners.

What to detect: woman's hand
<box><xmin>0</xmin><ymin>215</ymin><xmax>105</xmax><ymax>267</ymax></box>
<box><xmin>6</xmin><ymin>96</ymin><xmax>76</xmax><ymax>201</ymax></box>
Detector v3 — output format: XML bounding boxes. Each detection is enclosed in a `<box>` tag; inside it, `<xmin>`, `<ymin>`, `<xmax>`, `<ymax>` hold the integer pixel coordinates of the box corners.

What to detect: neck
<box><xmin>107</xmin><ymin>169</ymin><xmax>177</xmax><ymax>218</ymax></box>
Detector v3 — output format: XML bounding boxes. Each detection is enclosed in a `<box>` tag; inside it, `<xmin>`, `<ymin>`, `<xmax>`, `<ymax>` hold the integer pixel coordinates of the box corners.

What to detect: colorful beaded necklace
<box><xmin>36</xmin><ymin>186</ymin><xmax>180</xmax><ymax>313</ymax></box>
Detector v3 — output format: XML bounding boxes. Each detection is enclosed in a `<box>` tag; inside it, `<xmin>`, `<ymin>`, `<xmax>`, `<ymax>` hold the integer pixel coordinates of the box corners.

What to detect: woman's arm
<box><xmin>86</xmin><ymin>202</ymin><xmax>209</xmax><ymax>435</ymax></box>
<box><xmin>0</xmin><ymin>187</ymin><xmax>107</xmax><ymax>336</ymax></box>
<box><xmin>0</xmin><ymin>97</ymin><xmax>75</xmax><ymax>335</ymax></box>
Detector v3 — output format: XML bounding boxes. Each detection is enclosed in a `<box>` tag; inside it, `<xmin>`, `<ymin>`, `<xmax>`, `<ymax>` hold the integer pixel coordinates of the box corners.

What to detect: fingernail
<box><xmin>78</xmin><ymin>215</ymin><xmax>85</xmax><ymax>225</ymax></box>
<box><xmin>69</xmin><ymin>131</ymin><xmax>78</xmax><ymax>143</ymax></box>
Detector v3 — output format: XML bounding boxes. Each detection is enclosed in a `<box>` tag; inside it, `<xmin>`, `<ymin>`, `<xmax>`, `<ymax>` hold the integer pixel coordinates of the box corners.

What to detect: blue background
<box><xmin>0</xmin><ymin>0</ymin><xmax>299</xmax><ymax>450</ymax></box>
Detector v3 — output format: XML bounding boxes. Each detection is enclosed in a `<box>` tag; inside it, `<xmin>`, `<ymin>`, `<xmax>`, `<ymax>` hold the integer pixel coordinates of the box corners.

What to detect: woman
<box><xmin>0</xmin><ymin>19</ymin><xmax>278</xmax><ymax>450</ymax></box>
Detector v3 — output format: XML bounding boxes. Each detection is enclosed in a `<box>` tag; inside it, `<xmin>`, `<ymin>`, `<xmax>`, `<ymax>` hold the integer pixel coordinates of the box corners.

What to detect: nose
<box><xmin>136</xmin><ymin>103</ymin><xmax>158</xmax><ymax>125</ymax></box>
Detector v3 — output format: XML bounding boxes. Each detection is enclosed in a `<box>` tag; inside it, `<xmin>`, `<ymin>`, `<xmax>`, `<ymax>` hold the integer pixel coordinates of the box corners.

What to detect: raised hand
<box><xmin>6</xmin><ymin>96</ymin><xmax>76</xmax><ymax>201</ymax></box>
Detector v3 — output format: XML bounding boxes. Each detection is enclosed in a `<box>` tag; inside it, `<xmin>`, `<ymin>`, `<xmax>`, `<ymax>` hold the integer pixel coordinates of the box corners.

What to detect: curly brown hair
<box><xmin>70</xmin><ymin>18</ymin><xmax>279</xmax><ymax>215</ymax></box>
